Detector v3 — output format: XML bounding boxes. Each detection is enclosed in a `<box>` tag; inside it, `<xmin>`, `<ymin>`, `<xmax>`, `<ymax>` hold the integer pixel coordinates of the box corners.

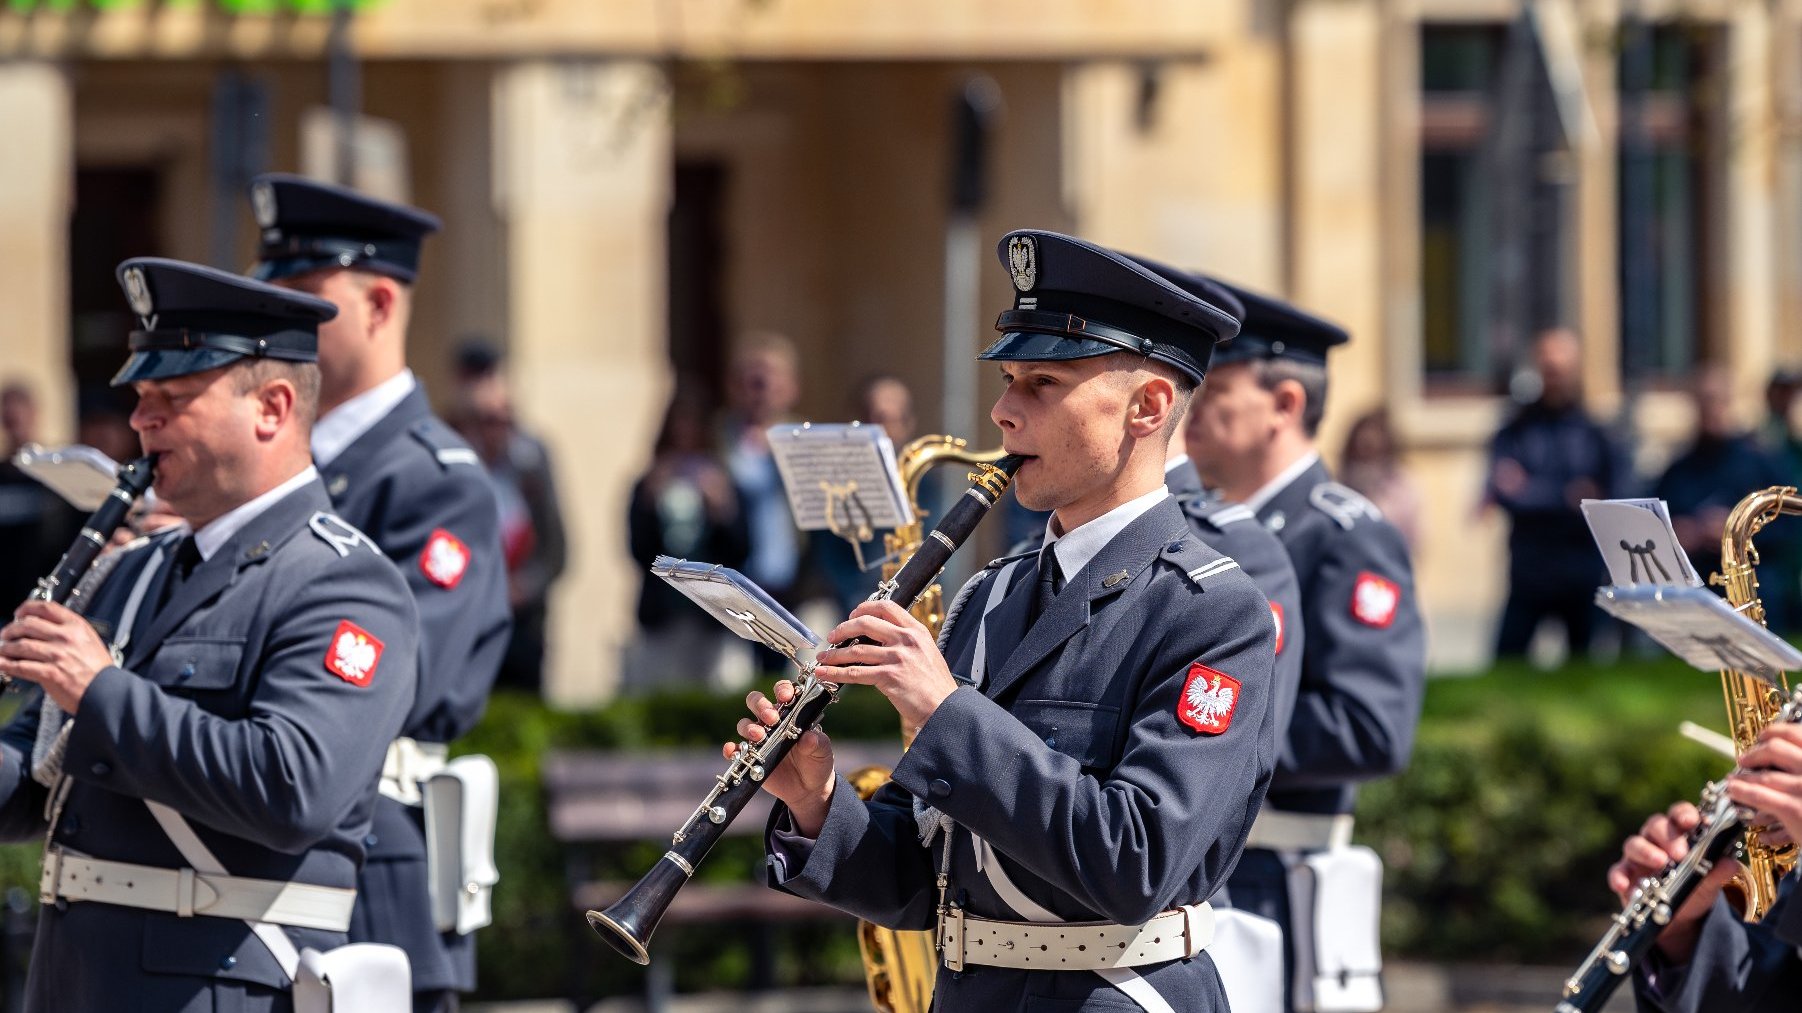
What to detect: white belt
<box><xmin>938</xmin><ymin>902</ymin><xmax>1214</xmax><ymax>972</ymax></box>
<box><xmin>40</xmin><ymin>848</ymin><xmax>356</xmax><ymax>932</ymax></box>
<box><xmin>1245</xmin><ymin>811</ymin><xmax>1353</xmax><ymax>852</ymax></box>
<box><xmin>379</xmin><ymin>737</ymin><xmax>449</xmax><ymax>806</ymax></box>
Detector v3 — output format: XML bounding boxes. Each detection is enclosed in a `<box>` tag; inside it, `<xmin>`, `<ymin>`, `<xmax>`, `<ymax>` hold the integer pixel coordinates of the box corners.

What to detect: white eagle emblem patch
<box><xmin>122</xmin><ymin>266</ymin><xmax>154</xmax><ymax>319</ymax></box>
<box><xmin>1177</xmin><ymin>663</ymin><xmax>1240</xmax><ymax>735</ymax></box>
<box><xmin>420</xmin><ymin>528</ymin><xmax>471</xmax><ymax>590</ymax></box>
<box><xmin>251</xmin><ymin>180</ymin><xmax>279</xmax><ymax>228</ymax></box>
<box><xmin>1351</xmin><ymin>571</ymin><xmax>1400</xmax><ymax>629</ymax></box>
<box><xmin>1008</xmin><ymin>234</ymin><xmax>1038</xmax><ymax>292</ymax></box>
<box><xmin>323</xmin><ymin>620</ymin><xmax>384</xmax><ymax>687</ymax></box>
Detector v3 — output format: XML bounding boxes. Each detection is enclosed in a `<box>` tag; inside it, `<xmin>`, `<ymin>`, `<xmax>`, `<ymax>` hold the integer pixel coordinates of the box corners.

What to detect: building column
<box><xmin>0</xmin><ymin>63</ymin><xmax>73</xmax><ymax>443</ymax></box>
<box><xmin>492</xmin><ymin>60</ymin><xmax>672</xmax><ymax>705</ymax></box>
<box><xmin>1725</xmin><ymin>3</ymin><xmax>1779</xmax><ymax>400</ymax></box>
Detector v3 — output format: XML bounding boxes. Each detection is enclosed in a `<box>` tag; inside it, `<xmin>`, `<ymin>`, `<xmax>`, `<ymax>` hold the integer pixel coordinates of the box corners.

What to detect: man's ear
<box><xmin>365</xmin><ymin>277</ymin><xmax>398</xmax><ymax>335</ymax></box>
<box><xmin>1129</xmin><ymin>372</ymin><xmax>1178</xmax><ymax>439</ymax></box>
<box><xmin>254</xmin><ymin>378</ymin><xmax>297</xmax><ymax>440</ymax></box>
<box><xmin>1272</xmin><ymin>378</ymin><xmax>1309</xmax><ymax>431</ymax></box>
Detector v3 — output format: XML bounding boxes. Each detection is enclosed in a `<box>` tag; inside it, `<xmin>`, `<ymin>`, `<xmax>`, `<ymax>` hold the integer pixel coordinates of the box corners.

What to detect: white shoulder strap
<box><xmin>969</xmin><ymin>558</ymin><xmax>1025</xmax><ymax>689</ymax></box>
<box><xmin>144</xmin><ymin>800</ymin><xmax>302</xmax><ymax>979</ymax></box>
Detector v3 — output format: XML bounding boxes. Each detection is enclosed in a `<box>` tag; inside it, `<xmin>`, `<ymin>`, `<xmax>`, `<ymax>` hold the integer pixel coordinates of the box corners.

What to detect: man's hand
<box><xmin>1491</xmin><ymin>457</ymin><xmax>1528</xmax><ymax>499</ymax></box>
<box><xmin>729</xmin><ymin>680</ymin><xmax>836</xmax><ymax>837</ymax></box>
<box><xmin>1606</xmin><ymin>801</ymin><xmax>1739</xmax><ymax>963</ymax></box>
<box><xmin>1728</xmin><ymin>723</ymin><xmax>1802</xmax><ymax>849</ymax></box>
<box><xmin>814</xmin><ymin>600</ymin><xmax>958</xmax><ymax>741</ymax></box>
<box><xmin>0</xmin><ymin>600</ymin><xmax>115</xmax><ymax>713</ymax></box>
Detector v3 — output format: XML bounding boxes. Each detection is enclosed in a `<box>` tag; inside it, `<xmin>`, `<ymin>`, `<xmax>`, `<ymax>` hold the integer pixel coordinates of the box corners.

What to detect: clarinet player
<box><xmin>1615</xmin><ymin>723</ymin><xmax>1802</xmax><ymax>1010</ymax></box>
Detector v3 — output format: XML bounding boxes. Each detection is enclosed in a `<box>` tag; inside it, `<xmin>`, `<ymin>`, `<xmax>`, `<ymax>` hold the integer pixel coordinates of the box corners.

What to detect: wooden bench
<box><xmin>544</xmin><ymin>743</ymin><xmax>902</xmax><ymax>1007</ymax></box>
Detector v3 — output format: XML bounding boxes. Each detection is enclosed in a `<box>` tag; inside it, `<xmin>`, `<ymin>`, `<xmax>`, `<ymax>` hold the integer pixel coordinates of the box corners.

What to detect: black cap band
<box><xmin>994</xmin><ymin>308</ymin><xmax>1157</xmax><ymax>356</ymax></box>
<box><xmin>253</xmin><ymin>235</ymin><xmax>422</xmax><ymax>282</ymax></box>
<box><xmin>128</xmin><ymin>327</ymin><xmax>318</xmax><ymax>362</ymax></box>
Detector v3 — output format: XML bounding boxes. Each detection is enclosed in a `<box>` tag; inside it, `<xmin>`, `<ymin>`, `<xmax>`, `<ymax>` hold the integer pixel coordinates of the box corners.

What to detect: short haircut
<box><xmin>1249</xmin><ymin>358</ymin><xmax>1329</xmax><ymax>437</ymax></box>
<box><xmin>233</xmin><ymin>359</ymin><xmax>322</xmax><ymax>429</ymax></box>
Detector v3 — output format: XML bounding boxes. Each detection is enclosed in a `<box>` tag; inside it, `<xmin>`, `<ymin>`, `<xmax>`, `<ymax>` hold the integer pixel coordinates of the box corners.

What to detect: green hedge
<box><xmin>0</xmin><ymin>660</ymin><xmax>1759</xmax><ymax>997</ymax></box>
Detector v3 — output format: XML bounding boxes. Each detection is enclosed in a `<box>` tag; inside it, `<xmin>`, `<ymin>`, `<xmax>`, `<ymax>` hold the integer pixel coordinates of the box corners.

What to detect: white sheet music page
<box><xmin>650</xmin><ymin>556</ymin><xmax>821</xmax><ymax>661</ymax></box>
<box><xmin>1594</xmin><ymin>584</ymin><xmax>1802</xmax><ymax>685</ymax></box>
<box><xmin>767</xmin><ymin>422</ymin><xmax>913</xmax><ymax>535</ymax></box>
<box><xmin>1581</xmin><ymin>498</ymin><xmax>1704</xmax><ymax>587</ymax></box>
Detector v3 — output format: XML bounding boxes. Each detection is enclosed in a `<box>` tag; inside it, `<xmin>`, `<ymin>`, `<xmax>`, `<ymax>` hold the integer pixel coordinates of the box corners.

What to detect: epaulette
<box><xmin>1179</xmin><ymin>495</ymin><xmax>1256</xmax><ymax>531</ymax></box>
<box><xmin>408</xmin><ymin>419</ymin><xmax>482</xmax><ymax>470</ymax></box>
<box><xmin>935</xmin><ymin>549</ymin><xmax>1035</xmax><ymax>651</ymax></box>
<box><xmin>308</xmin><ymin>511</ymin><xmax>386</xmax><ymax>558</ymax></box>
<box><xmin>1308</xmin><ymin>481</ymin><xmax>1382</xmax><ymax>531</ymax></box>
<box><xmin>1159</xmin><ymin>536</ymin><xmax>1241</xmax><ymax>589</ymax></box>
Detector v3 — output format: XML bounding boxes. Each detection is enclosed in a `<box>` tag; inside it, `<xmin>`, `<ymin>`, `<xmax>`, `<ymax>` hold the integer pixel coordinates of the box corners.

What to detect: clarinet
<box><xmin>1555</xmin><ymin>684</ymin><xmax>1802</xmax><ymax>1013</ymax></box>
<box><xmin>588</xmin><ymin>454</ymin><xmax>1023</xmax><ymax>965</ymax></box>
<box><xmin>10</xmin><ymin>456</ymin><xmax>158</xmax><ymax>682</ymax></box>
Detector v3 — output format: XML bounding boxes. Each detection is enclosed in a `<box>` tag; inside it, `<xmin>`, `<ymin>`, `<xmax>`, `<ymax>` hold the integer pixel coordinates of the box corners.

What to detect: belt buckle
<box><xmin>39</xmin><ymin>848</ymin><xmax>62</xmax><ymax>905</ymax></box>
<box><xmin>938</xmin><ymin>905</ymin><xmax>967</xmax><ymax>972</ymax></box>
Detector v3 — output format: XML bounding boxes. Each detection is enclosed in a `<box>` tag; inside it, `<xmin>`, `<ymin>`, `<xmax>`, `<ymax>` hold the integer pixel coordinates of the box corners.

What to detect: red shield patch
<box><xmin>1177</xmin><ymin>663</ymin><xmax>1241</xmax><ymax>735</ymax></box>
<box><xmin>1270</xmin><ymin>602</ymin><xmax>1285</xmax><ymax>655</ymax></box>
<box><xmin>1351</xmin><ymin>571</ymin><xmax>1400</xmax><ymax>629</ymax></box>
<box><xmin>420</xmin><ymin>528</ymin><xmax>470</xmax><ymax>590</ymax></box>
<box><xmin>324</xmin><ymin>620</ymin><xmax>384</xmax><ymax>687</ymax></box>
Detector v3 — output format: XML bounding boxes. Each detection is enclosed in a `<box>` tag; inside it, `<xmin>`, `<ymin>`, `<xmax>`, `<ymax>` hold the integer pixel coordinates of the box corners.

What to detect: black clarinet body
<box><xmin>27</xmin><ymin>455</ymin><xmax>156</xmax><ymax>612</ymax></box>
<box><xmin>588</xmin><ymin>454</ymin><xmax>1022</xmax><ymax>965</ymax></box>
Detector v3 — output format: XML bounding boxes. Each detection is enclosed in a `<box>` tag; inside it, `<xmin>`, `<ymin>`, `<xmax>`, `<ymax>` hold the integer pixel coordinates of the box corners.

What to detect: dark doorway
<box><xmin>69</xmin><ymin>167</ymin><xmax>163</xmax><ymax>457</ymax></box>
<box><xmin>667</xmin><ymin>160</ymin><xmax>729</xmax><ymax>404</ymax></box>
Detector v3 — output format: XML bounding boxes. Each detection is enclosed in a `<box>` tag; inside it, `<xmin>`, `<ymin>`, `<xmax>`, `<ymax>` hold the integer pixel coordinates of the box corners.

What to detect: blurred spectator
<box><xmin>816</xmin><ymin>374</ymin><xmax>920</xmax><ymax>613</ymax></box>
<box><xmin>1657</xmin><ymin>362</ymin><xmax>1802</xmax><ymax>630</ymax></box>
<box><xmin>626</xmin><ymin>380</ymin><xmax>751</xmax><ymax>692</ymax></box>
<box><xmin>1339</xmin><ymin>408</ymin><xmax>1422</xmax><ymax>550</ymax></box>
<box><xmin>1758</xmin><ymin>367</ymin><xmax>1802</xmax><ymax>479</ymax></box>
<box><xmin>720</xmin><ymin>333</ymin><xmax>810</xmax><ymax>609</ymax></box>
<box><xmin>452</xmin><ymin>340</ymin><xmax>569</xmax><ymax>694</ymax></box>
<box><xmin>0</xmin><ymin>382</ymin><xmax>59</xmax><ymax>606</ymax></box>
<box><xmin>1658</xmin><ymin>364</ymin><xmax>1792</xmax><ymax>628</ymax></box>
<box><xmin>1487</xmin><ymin>328</ymin><xmax>1627</xmax><ymax>660</ymax></box>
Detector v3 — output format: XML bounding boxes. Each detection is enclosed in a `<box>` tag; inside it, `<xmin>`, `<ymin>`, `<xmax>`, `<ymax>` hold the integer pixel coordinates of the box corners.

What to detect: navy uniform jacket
<box><xmin>0</xmin><ymin>481</ymin><xmax>417</xmax><ymax>1012</ymax></box>
<box><xmin>321</xmin><ymin>384</ymin><xmax>511</xmax><ymax>993</ymax></box>
<box><xmin>1253</xmin><ymin>459</ymin><xmax>1425</xmax><ymax>816</ymax></box>
<box><xmin>1634</xmin><ymin>876</ymin><xmax>1802</xmax><ymax>1013</ymax></box>
<box><xmin>768</xmin><ymin>496</ymin><xmax>1278</xmax><ymax>1011</ymax></box>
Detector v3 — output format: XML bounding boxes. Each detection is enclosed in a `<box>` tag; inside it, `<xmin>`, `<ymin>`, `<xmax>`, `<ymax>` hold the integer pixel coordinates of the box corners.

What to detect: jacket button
<box><xmin>365</xmin><ymin>834</ymin><xmax>379</xmax><ymax>848</ymax></box>
<box><xmin>89</xmin><ymin>762</ymin><xmax>111</xmax><ymax>777</ymax></box>
<box><xmin>929</xmin><ymin>779</ymin><xmax>951</xmax><ymax>799</ymax></box>
<box><xmin>219</xmin><ymin>955</ymin><xmax>237</xmax><ymax>971</ymax></box>
<box><xmin>178</xmin><ymin>664</ymin><xmax>195</xmax><ymax>682</ymax></box>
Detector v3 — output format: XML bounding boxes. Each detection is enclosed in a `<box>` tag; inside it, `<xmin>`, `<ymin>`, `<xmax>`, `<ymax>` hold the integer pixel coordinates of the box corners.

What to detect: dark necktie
<box><xmin>156</xmin><ymin>535</ymin><xmax>202</xmax><ymax>613</ymax></box>
<box><xmin>1030</xmin><ymin>542</ymin><xmax>1063</xmax><ymax>626</ymax></box>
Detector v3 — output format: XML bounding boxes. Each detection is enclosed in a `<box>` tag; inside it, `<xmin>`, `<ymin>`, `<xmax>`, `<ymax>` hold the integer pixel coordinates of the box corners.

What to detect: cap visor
<box><xmin>110</xmin><ymin>347</ymin><xmax>247</xmax><ymax>387</ymax></box>
<box><xmin>977</xmin><ymin>331</ymin><xmax>1123</xmax><ymax>363</ymax></box>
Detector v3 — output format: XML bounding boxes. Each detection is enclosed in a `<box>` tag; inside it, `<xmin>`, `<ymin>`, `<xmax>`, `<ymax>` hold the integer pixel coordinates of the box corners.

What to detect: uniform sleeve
<box><xmin>765</xmin><ymin>777</ymin><xmax>942</xmax><ymax>931</ymax></box>
<box><xmin>0</xmin><ymin>687</ymin><xmax>48</xmax><ymax>842</ymax></box>
<box><xmin>387</xmin><ymin>460</ymin><xmax>512</xmax><ymax>742</ymax></box>
<box><xmin>1228</xmin><ymin>531</ymin><xmax>1304</xmax><ymax>739</ymax></box>
<box><xmin>892</xmin><ymin>574</ymin><xmax>1277</xmax><ymax>925</ymax></box>
<box><xmin>1632</xmin><ymin>891</ymin><xmax>1802</xmax><ymax>1013</ymax></box>
<box><xmin>1279</xmin><ymin>521</ymin><xmax>1426</xmax><ymax>787</ymax></box>
<box><xmin>62</xmin><ymin>561</ymin><xmax>419</xmax><ymax>853</ymax></box>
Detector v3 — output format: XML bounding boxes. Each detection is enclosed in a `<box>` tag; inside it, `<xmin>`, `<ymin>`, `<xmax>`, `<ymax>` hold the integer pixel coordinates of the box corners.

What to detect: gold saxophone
<box><xmin>1707</xmin><ymin>486</ymin><xmax>1802</xmax><ymax>921</ymax></box>
<box><xmin>849</xmin><ymin>435</ymin><xmax>1005</xmax><ymax>1013</ymax></box>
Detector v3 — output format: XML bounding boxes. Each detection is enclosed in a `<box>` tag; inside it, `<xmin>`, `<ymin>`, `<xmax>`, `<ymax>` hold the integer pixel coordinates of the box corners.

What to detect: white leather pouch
<box><xmin>1284</xmin><ymin>845</ymin><xmax>1384</xmax><ymax>1013</ymax></box>
<box><xmin>423</xmin><ymin>753</ymin><xmax>501</xmax><ymax>935</ymax></box>
<box><xmin>293</xmin><ymin>943</ymin><xmax>412</xmax><ymax>1013</ymax></box>
<box><xmin>1210</xmin><ymin>906</ymin><xmax>1286</xmax><ymax>1013</ymax></box>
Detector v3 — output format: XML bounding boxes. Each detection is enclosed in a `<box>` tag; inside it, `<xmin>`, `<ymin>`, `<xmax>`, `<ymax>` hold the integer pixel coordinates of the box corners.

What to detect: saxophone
<box><xmin>850</xmin><ymin>435</ymin><xmax>1005</xmax><ymax>1013</ymax></box>
<box><xmin>1706</xmin><ymin>486</ymin><xmax>1801</xmax><ymax>920</ymax></box>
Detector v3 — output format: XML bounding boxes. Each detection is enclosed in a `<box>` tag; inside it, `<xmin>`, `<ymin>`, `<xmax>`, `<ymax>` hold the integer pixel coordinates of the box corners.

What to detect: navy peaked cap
<box><xmin>248</xmin><ymin>173</ymin><xmax>441</xmax><ymax>284</ymax></box>
<box><xmin>111</xmin><ymin>257</ymin><xmax>337</xmax><ymax>387</ymax></box>
<box><xmin>978</xmin><ymin>230</ymin><xmax>1241</xmax><ymax>384</ymax></box>
<box><xmin>1206</xmin><ymin>280</ymin><xmax>1349</xmax><ymax>367</ymax></box>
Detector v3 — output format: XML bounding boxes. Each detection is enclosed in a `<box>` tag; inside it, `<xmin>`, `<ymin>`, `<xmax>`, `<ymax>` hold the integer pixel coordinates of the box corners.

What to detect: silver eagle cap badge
<box><xmin>1008</xmin><ymin>235</ymin><xmax>1038</xmax><ymax>293</ymax></box>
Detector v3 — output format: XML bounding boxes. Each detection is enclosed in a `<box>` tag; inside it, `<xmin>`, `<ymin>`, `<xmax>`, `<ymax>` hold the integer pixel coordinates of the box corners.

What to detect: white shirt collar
<box><xmin>311</xmin><ymin>369</ymin><xmax>418</xmax><ymax>466</ymax></box>
<box><xmin>192</xmin><ymin>465</ymin><xmax>319</xmax><ymax>561</ymax></box>
<box><xmin>1244</xmin><ymin>450</ymin><xmax>1321</xmax><ymax>514</ymax></box>
<box><xmin>1041</xmin><ymin>485</ymin><xmax>1170</xmax><ymax>581</ymax></box>
<box><xmin>1165</xmin><ymin>454</ymin><xmax>1191</xmax><ymax>474</ymax></box>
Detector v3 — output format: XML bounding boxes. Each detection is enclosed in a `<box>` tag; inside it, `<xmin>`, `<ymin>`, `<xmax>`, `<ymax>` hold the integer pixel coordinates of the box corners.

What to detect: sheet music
<box><xmin>767</xmin><ymin>422</ymin><xmax>913</xmax><ymax>535</ymax></box>
<box><xmin>650</xmin><ymin>555</ymin><xmax>821</xmax><ymax>660</ymax></box>
<box><xmin>12</xmin><ymin>444</ymin><xmax>123</xmax><ymax>511</ymax></box>
<box><xmin>1594</xmin><ymin>583</ymin><xmax>1802</xmax><ymax>685</ymax></box>
<box><xmin>1581</xmin><ymin>498</ymin><xmax>1703</xmax><ymax>587</ymax></box>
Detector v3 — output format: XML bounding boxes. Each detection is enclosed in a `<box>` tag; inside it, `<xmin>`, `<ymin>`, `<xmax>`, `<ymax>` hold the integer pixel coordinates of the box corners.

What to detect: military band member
<box><xmin>1619</xmin><ymin>723</ymin><xmax>1802</xmax><ymax>1012</ymax></box>
<box><xmin>1187</xmin><ymin>283</ymin><xmax>1427</xmax><ymax>1012</ymax></box>
<box><xmin>250</xmin><ymin>173</ymin><xmax>512</xmax><ymax>1012</ymax></box>
<box><xmin>0</xmin><ymin>258</ymin><xmax>419</xmax><ymax>1012</ymax></box>
<box><xmin>746</xmin><ymin>229</ymin><xmax>1280</xmax><ymax>1011</ymax></box>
